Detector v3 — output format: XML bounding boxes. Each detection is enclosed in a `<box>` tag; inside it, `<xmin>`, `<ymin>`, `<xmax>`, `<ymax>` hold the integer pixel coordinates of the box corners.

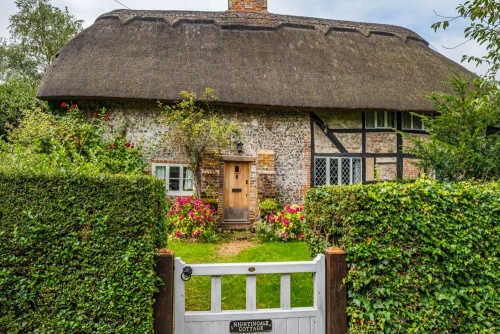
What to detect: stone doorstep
<box><xmin>218</xmin><ymin>223</ymin><xmax>256</xmax><ymax>240</ymax></box>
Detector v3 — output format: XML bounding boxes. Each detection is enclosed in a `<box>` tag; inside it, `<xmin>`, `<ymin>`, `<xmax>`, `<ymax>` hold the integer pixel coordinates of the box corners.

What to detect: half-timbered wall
<box><xmin>74</xmin><ymin>100</ymin><xmax>427</xmax><ymax>224</ymax></box>
<box><xmin>312</xmin><ymin>111</ymin><xmax>427</xmax><ymax>185</ymax></box>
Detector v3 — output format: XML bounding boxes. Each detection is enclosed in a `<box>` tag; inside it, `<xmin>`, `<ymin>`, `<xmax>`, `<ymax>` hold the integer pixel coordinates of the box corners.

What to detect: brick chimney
<box><xmin>228</xmin><ymin>0</ymin><xmax>267</xmax><ymax>13</ymax></box>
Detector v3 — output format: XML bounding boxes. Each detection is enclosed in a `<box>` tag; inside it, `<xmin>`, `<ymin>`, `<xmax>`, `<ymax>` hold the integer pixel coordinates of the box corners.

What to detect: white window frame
<box><xmin>365</xmin><ymin>111</ymin><xmax>395</xmax><ymax>129</ymax></box>
<box><xmin>151</xmin><ymin>163</ymin><xmax>194</xmax><ymax>196</ymax></box>
<box><xmin>402</xmin><ymin>112</ymin><xmax>426</xmax><ymax>130</ymax></box>
<box><xmin>314</xmin><ymin>157</ymin><xmax>362</xmax><ymax>186</ymax></box>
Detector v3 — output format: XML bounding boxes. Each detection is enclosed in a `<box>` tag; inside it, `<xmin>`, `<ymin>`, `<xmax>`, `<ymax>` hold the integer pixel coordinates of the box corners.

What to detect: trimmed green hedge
<box><xmin>0</xmin><ymin>172</ymin><xmax>167</xmax><ymax>333</ymax></box>
<box><xmin>305</xmin><ymin>178</ymin><xmax>500</xmax><ymax>333</ymax></box>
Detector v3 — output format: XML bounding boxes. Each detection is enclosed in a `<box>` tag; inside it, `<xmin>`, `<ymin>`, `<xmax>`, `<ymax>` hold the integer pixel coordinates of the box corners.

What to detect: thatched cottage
<box><xmin>37</xmin><ymin>0</ymin><xmax>471</xmax><ymax>227</ymax></box>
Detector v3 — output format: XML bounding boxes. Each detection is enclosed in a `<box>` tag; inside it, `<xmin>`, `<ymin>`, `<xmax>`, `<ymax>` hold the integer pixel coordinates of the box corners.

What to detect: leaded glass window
<box><xmin>365</xmin><ymin>111</ymin><xmax>396</xmax><ymax>129</ymax></box>
<box><xmin>314</xmin><ymin>157</ymin><xmax>363</xmax><ymax>186</ymax></box>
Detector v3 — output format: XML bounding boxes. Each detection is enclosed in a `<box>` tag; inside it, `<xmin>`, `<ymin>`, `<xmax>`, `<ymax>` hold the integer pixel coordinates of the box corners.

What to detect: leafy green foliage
<box><xmin>159</xmin><ymin>89</ymin><xmax>241</xmax><ymax>198</ymax></box>
<box><xmin>0</xmin><ymin>75</ymin><xmax>42</xmax><ymax>137</ymax></box>
<box><xmin>167</xmin><ymin>196</ymin><xmax>217</xmax><ymax>242</ymax></box>
<box><xmin>432</xmin><ymin>0</ymin><xmax>500</xmax><ymax>78</ymax></box>
<box><xmin>402</xmin><ymin>77</ymin><xmax>500</xmax><ymax>181</ymax></box>
<box><xmin>305</xmin><ymin>178</ymin><xmax>500</xmax><ymax>333</ymax></box>
<box><xmin>256</xmin><ymin>204</ymin><xmax>306</xmax><ymax>242</ymax></box>
<box><xmin>0</xmin><ymin>172</ymin><xmax>168</xmax><ymax>333</ymax></box>
<box><xmin>0</xmin><ymin>105</ymin><xmax>151</xmax><ymax>175</ymax></box>
<box><xmin>0</xmin><ymin>0</ymin><xmax>83</xmax><ymax>80</ymax></box>
<box><xmin>259</xmin><ymin>198</ymin><xmax>278</xmax><ymax>213</ymax></box>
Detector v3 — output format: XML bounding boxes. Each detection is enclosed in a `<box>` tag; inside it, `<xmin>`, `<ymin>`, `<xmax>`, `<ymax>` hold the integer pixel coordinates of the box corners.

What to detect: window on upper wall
<box><xmin>152</xmin><ymin>163</ymin><xmax>194</xmax><ymax>195</ymax></box>
<box><xmin>365</xmin><ymin>111</ymin><xmax>396</xmax><ymax>129</ymax></box>
<box><xmin>402</xmin><ymin>112</ymin><xmax>426</xmax><ymax>130</ymax></box>
<box><xmin>314</xmin><ymin>157</ymin><xmax>362</xmax><ymax>186</ymax></box>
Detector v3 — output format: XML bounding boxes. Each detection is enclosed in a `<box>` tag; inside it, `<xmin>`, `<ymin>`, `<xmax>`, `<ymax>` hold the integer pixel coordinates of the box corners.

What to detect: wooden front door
<box><xmin>223</xmin><ymin>162</ymin><xmax>250</xmax><ymax>223</ymax></box>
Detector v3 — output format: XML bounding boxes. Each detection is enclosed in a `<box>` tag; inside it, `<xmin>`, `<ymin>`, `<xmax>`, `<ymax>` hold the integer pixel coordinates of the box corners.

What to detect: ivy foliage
<box><xmin>305</xmin><ymin>178</ymin><xmax>500</xmax><ymax>333</ymax></box>
<box><xmin>0</xmin><ymin>172</ymin><xmax>167</xmax><ymax>333</ymax></box>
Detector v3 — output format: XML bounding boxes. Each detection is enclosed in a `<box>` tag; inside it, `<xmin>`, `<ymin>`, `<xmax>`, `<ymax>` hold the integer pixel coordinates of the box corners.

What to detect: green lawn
<box><xmin>167</xmin><ymin>240</ymin><xmax>314</xmax><ymax>311</ymax></box>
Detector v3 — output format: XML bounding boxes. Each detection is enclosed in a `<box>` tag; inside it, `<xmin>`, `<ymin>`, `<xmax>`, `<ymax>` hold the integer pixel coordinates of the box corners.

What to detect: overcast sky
<box><xmin>0</xmin><ymin>0</ymin><xmax>488</xmax><ymax>76</ymax></box>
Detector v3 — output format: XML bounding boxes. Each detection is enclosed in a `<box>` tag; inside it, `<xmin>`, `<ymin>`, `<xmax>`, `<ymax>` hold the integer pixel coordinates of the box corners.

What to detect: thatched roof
<box><xmin>37</xmin><ymin>10</ymin><xmax>473</xmax><ymax>111</ymax></box>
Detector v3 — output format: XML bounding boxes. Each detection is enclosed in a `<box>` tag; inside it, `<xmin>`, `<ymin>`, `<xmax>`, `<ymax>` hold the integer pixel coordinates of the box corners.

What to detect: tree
<box><xmin>402</xmin><ymin>77</ymin><xmax>500</xmax><ymax>181</ymax></box>
<box><xmin>0</xmin><ymin>0</ymin><xmax>83</xmax><ymax>81</ymax></box>
<box><xmin>432</xmin><ymin>0</ymin><xmax>500</xmax><ymax>78</ymax></box>
<box><xmin>159</xmin><ymin>89</ymin><xmax>241</xmax><ymax>198</ymax></box>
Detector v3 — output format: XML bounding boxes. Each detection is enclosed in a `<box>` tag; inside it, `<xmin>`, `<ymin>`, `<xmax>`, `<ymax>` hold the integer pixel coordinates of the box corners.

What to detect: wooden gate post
<box><xmin>324</xmin><ymin>246</ymin><xmax>347</xmax><ymax>334</ymax></box>
<box><xmin>154</xmin><ymin>248</ymin><xmax>174</xmax><ymax>334</ymax></box>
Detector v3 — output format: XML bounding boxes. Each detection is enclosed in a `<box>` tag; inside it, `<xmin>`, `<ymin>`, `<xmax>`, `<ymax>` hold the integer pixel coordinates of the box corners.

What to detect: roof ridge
<box><xmin>95</xmin><ymin>9</ymin><xmax>427</xmax><ymax>45</ymax></box>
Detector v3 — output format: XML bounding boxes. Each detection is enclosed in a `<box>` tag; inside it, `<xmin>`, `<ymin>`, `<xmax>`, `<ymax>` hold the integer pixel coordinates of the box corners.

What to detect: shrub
<box><xmin>167</xmin><ymin>197</ymin><xmax>217</xmax><ymax>242</ymax></box>
<box><xmin>0</xmin><ymin>104</ymin><xmax>151</xmax><ymax>175</ymax></box>
<box><xmin>256</xmin><ymin>204</ymin><xmax>305</xmax><ymax>242</ymax></box>
<box><xmin>304</xmin><ymin>178</ymin><xmax>500</xmax><ymax>333</ymax></box>
<box><xmin>0</xmin><ymin>171</ymin><xmax>168</xmax><ymax>333</ymax></box>
<box><xmin>259</xmin><ymin>198</ymin><xmax>278</xmax><ymax>214</ymax></box>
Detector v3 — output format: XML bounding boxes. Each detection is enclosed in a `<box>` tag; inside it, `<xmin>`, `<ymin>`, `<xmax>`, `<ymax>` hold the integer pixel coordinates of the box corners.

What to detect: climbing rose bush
<box><xmin>167</xmin><ymin>197</ymin><xmax>216</xmax><ymax>241</ymax></box>
<box><xmin>256</xmin><ymin>204</ymin><xmax>305</xmax><ymax>241</ymax></box>
<box><xmin>0</xmin><ymin>103</ymin><xmax>150</xmax><ymax>175</ymax></box>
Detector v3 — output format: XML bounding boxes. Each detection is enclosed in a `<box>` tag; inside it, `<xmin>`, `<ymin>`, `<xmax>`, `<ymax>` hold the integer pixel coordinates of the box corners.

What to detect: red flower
<box><xmin>125</xmin><ymin>142</ymin><xmax>131</xmax><ymax>147</ymax></box>
<box><xmin>103</xmin><ymin>114</ymin><xmax>111</xmax><ymax>121</ymax></box>
<box><xmin>130</xmin><ymin>145</ymin><xmax>135</xmax><ymax>149</ymax></box>
<box><xmin>70</xmin><ymin>104</ymin><xmax>77</xmax><ymax>109</ymax></box>
<box><xmin>108</xmin><ymin>145</ymin><xmax>114</xmax><ymax>149</ymax></box>
<box><xmin>60</xmin><ymin>102</ymin><xmax>67</xmax><ymax>108</ymax></box>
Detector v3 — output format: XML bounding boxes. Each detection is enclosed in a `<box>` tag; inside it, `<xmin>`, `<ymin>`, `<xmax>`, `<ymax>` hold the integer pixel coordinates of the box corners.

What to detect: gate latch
<box><xmin>181</xmin><ymin>266</ymin><xmax>193</xmax><ymax>281</ymax></box>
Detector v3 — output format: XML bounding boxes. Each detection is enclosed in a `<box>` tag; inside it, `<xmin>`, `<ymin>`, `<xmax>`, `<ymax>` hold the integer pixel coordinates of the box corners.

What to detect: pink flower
<box><xmin>188</xmin><ymin>210</ymin><xmax>194</xmax><ymax>218</ymax></box>
<box><xmin>300</xmin><ymin>215</ymin><xmax>304</xmax><ymax>221</ymax></box>
<box><xmin>282</xmin><ymin>218</ymin><xmax>290</xmax><ymax>227</ymax></box>
<box><xmin>179</xmin><ymin>216</ymin><xmax>184</xmax><ymax>220</ymax></box>
<box><xmin>299</xmin><ymin>233</ymin><xmax>305</xmax><ymax>239</ymax></box>
<box><xmin>175</xmin><ymin>230</ymin><xmax>183</xmax><ymax>238</ymax></box>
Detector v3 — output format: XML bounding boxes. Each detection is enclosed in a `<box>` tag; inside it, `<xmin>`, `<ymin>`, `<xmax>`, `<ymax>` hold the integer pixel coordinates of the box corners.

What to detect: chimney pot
<box><xmin>228</xmin><ymin>0</ymin><xmax>268</xmax><ymax>13</ymax></box>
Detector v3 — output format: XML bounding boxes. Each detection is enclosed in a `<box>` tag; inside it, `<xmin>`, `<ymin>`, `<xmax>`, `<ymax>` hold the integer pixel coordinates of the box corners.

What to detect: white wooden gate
<box><xmin>174</xmin><ymin>255</ymin><xmax>326</xmax><ymax>334</ymax></box>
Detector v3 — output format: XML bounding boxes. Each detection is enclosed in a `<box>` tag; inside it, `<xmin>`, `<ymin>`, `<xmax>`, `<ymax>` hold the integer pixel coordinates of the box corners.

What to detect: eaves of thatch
<box><xmin>37</xmin><ymin>10</ymin><xmax>474</xmax><ymax>112</ymax></box>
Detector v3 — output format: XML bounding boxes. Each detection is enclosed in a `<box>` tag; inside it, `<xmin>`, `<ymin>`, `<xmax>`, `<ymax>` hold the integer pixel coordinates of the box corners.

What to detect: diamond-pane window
<box><xmin>353</xmin><ymin>158</ymin><xmax>362</xmax><ymax>184</ymax></box>
<box><xmin>314</xmin><ymin>157</ymin><xmax>327</xmax><ymax>186</ymax></box>
<box><xmin>329</xmin><ymin>158</ymin><xmax>339</xmax><ymax>184</ymax></box>
<box><xmin>402</xmin><ymin>112</ymin><xmax>426</xmax><ymax>130</ymax></box>
<box><xmin>314</xmin><ymin>156</ymin><xmax>362</xmax><ymax>186</ymax></box>
<box><xmin>341</xmin><ymin>158</ymin><xmax>350</xmax><ymax>184</ymax></box>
